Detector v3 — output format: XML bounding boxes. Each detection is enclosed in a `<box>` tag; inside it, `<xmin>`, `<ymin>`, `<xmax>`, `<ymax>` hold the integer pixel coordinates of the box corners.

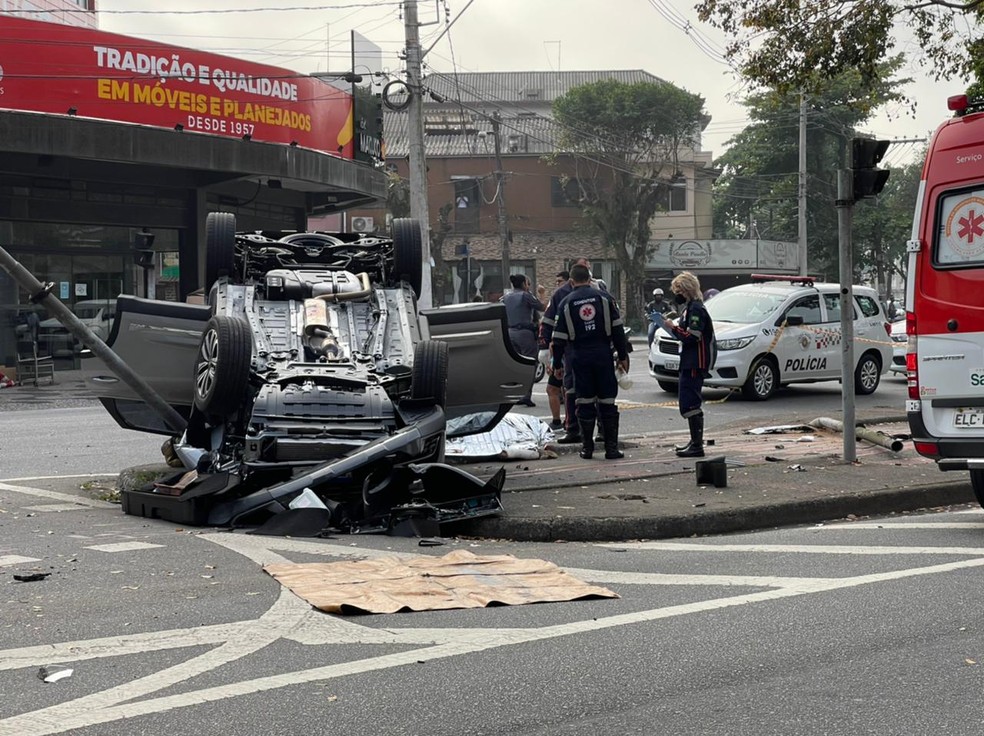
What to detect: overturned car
<box><xmin>85</xmin><ymin>213</ymin><xmax>536</xmax><ymax>532</ymax></box>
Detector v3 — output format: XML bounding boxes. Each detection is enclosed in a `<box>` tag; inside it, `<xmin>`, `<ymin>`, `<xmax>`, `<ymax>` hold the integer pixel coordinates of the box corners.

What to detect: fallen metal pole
<box><xmin>808</xmin><ymin>417</ymin><xmax>904</xmax><ymax>453</ymax></box>
<box><xmin>0</xmin><ymin>246</ymin><xmax>187</xmax><ymax>433</ymax></box>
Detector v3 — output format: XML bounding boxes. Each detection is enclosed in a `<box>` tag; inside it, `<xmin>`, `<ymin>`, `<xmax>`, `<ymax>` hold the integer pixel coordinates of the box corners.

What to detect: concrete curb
<box><xmin>457</xmin><ymin>481</ymin><xmax>976</xmax><ymax>542</ymax></box>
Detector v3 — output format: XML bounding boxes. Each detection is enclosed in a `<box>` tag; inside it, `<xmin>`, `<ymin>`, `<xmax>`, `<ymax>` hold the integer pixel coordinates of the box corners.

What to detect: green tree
<box><xmin>712</xmin><ymin>63</ymin><xmax>908</xmax><ymax>276</ymax></box>
<box><xmin>695</xmin><ymin>0</ymin><xmax>979</xmax><ymax>94</ymax></box>
<box><xmin>551</xmin><ymin>79</ymin><xmax>706</xmax><ymax>320</ymax></box>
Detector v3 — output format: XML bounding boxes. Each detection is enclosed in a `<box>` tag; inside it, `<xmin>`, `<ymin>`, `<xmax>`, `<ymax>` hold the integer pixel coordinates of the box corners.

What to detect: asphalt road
<box><xmin>2</xmin><ymin>477</ymin><xmax>984</xmax><ymax>736</ymax></box>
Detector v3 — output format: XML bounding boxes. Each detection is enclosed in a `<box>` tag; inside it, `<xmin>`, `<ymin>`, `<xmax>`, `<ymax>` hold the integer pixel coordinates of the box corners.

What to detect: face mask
<box><xmin>674</xmin><ymin>293</ymin><xmax>687</xmax><ymax>305</ymax></box>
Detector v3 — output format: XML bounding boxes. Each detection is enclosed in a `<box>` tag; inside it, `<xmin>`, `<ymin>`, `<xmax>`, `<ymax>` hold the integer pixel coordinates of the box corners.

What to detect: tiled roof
<box><xmin>384</xmin><ymin>111</ymin><xmax>563</xmax><ymax>158</ymax></box>
<box><xmin>382</xmin><ymin>69</ymin><xmax>704</xmax><ymax>159</ymax></box>
<box><xmin>422</xmin><ymin>70</ymin><xmax>668</xmax><ymax>105</ymax></box>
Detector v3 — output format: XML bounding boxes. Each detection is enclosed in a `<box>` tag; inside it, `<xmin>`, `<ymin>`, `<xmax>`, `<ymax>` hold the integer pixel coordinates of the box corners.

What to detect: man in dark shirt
<box><xmin>500</xmin><ymin>273</ymin><xmax>545</xmax><ymax>406</ymax></box>
<box><xmin>550</xmin><ymin>264</ymin><xmax>629</xmax><ymax>460</ymax></box>
<box><xmin>539</xmin><ymin>258</ymin><xmax>606</xmax><ymax>443</ymax></box>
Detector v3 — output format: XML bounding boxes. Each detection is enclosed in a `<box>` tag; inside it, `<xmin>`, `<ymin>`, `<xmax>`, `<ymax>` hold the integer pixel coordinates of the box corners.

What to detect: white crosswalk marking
<box><xmin>0</xmin><ymin>555</ymin><xmax>42</xmax><ymax>567</ymax></box>
<box><xmin>83</xmin><ymin>542</ymin><xmax>165</xmax><ymax>553</ymax></box>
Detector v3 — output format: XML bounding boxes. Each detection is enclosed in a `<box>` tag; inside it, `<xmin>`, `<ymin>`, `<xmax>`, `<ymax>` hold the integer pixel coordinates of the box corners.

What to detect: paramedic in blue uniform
<box><xmin>550</xmin><ymin>264</ymin><xmax>629</xmax><ymax>460</ymax></box>
<box><xmin>539</xmin><ymin>257</ymin><xmax>607</xmax><ymax>444</ymax></box>
<box><xmin>663</xmin><ymin>271</ymin><xmax>716</xmax><ymax>458</ymax></box>
<box><xmin>500</xmin><ymin>273</ymin><xmax>545</xmax><ymax>407</ymax></box>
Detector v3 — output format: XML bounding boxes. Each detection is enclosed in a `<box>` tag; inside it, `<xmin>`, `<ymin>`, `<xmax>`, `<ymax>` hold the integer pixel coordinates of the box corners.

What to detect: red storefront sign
<box><xmin>0</xmin><ymin>17</ymin><xmax>354</xmax><ymax>157</ymax></box>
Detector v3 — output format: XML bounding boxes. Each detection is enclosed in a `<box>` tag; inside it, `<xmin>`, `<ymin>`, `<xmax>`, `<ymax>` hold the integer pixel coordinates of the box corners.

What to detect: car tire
<box><xmin>194</xmin><ymin>315</ymin><xmax>252</xmax><ymax>421</ymax></box>
<box><xmin>391</xmin><ymin>218</ymin><xmax>423</xmax><ymax>297</ymax></box>
<box><xmin>657</xmin><ymin>380</ymin><xmax>679</xmax><ymax>394</ymax></box>
<box><xmin>854</xmin><ymin>352</ymin><xmax>882</xmax><ymax>395</ymax></box>
<box><xmin>410</xmin><ymin>339</ymin><xmax>448</xmax><ymax>409</ymax></box>
<box><xmin>205</xmin><ymin>212</ymin><xmax>237</xmax><ymax>290</ymax></box>
<box><xmin>534</xmin><ymin>361</ymin><xmax>545</xmax><ymax>383</ymax></box>
<box><xmin>972</xmin><ymin>470</ymin><xmax>984</xmax><ymax>510</ymax></box>
<box><xmin>741</xmin><ymin>357</ymin><xmax>778</xmax><ymax>401</ymax></box>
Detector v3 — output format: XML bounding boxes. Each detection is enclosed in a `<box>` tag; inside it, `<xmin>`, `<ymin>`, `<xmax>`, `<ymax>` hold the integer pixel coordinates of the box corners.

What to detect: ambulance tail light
<box><xmin>906</xmin><ymin>311</ymin><xmax>919</xmax><ymax>400</ymax></box>
<box><xmin>913</xmin><ymin>440</ymin><xmax>940</xmax><ymax>458</ymax></box>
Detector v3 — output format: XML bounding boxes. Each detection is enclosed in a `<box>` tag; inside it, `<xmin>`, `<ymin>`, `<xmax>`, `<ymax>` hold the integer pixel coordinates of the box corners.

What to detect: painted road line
<box><xmin>600</xmin><ymin>541</ymin><xmax>984</xmax><ymax>555</ymax></box>
<box><xmin>83</xmin><ymin>542</ymin><xmax>165</xmax><ymax>553</ymax></box>
<box><xmin>0</xmin><ymin>555</ymin><xmax>42</xmax><ymax>567</ymax></box>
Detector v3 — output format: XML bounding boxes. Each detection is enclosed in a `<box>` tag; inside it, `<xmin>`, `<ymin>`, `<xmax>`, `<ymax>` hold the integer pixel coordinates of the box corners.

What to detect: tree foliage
<box><xmin>712</xmin><ymin>61</ymin><xmax>909</xmax><ymax>277</ymax></box>
<box><xmin>551</xmin><ymin>80</ymin><xmax>706</xmax><ymax>319</ymax></box>
<box><xmin>695</xmin><ymin>0</ymin><xmax>980</xmax><ymax>94</ymax></box>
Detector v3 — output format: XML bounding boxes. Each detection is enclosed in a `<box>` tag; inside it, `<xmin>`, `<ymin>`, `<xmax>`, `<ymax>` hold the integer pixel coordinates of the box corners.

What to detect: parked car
<box><xmin>23</xmin><ymin>299</ymin><xmax>117</xmax><ymax>358</ymax></box>
<box><xmin>889</xmin><ymin>318</ymin><xmax>907</xmax><ymax>376</ymax></box>
<box><xmin>648</xmin><ymin>275</ymin><xmax>893</xmax><ymax>400</ymax></box>
<box><xmin>84</xmin><ymin>213</ymin><xmax>536</xmax><ymax>532</ymax></box>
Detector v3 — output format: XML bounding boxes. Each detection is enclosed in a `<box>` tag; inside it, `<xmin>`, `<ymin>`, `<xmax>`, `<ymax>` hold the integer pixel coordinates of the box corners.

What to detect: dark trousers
<box><xmin>571</xmin><ymin>346</ymin><xmax>618</xmax><ymax>422</ymax></box>
<box><xmin>679</xmin><ymin>369</ymin><xmax>705</xmax><ymax>417</ymax></box>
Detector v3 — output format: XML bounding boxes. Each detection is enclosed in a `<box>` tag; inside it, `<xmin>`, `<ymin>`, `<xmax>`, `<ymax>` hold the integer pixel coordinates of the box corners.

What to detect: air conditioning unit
<box><xmin>351</xmin><ymin>216</ymin><xmax>375</xmax><ymax>233</ymax></box>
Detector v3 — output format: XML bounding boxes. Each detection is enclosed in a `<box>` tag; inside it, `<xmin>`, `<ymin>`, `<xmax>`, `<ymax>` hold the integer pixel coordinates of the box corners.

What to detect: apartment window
<box><xmin>551</xmin><ymin>177</ymin><xmax>580</xmax><ymax>208</ymax></box>
<box><xmin>656</xmin><ymin>179</ymin><xmax>687</xmax><ymax>212</ymax></box>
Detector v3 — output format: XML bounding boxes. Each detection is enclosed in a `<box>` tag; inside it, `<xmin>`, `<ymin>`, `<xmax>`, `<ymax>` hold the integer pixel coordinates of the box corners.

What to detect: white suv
<box><xmin>648</xmin><ymin>276</ymin><xmax>892</xmax><ymax>400</ymax></box>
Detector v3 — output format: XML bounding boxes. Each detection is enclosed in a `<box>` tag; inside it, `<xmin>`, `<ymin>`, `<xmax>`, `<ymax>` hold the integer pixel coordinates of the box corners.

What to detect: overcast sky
<box><xmin>97</xmin><ymin>0</ymin><xmax>967</xmax><ymax>168</ymax></box>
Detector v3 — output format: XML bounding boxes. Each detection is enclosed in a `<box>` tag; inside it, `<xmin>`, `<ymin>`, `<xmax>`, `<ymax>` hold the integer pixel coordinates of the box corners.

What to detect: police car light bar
<box><xmin>750</xmin><ymin>273</ymin><xmax>815</xmax><ymax>287</ymax></box>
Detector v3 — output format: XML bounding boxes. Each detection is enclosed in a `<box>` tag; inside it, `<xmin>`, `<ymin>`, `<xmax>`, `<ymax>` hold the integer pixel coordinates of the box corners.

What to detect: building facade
<box><xmin>0</xmin><ymin>17</ymin><xmax>385</xmax><ymax>369</ymax></box>
<box><xmin>1</xmin><ymin>0</ymin><xmax>97</xmax><ymax>28</ymax></box>
<box><xmin>350</xmin><ymin>70</ymin><xmax>717</xmax><ymax>312</ymax></box>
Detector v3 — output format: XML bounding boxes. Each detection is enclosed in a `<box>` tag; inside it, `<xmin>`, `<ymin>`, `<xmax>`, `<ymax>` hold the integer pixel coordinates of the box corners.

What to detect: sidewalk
<box><xmin>453</xmin><ymin>414</ymin><xmax>976</xmax><ymax>541</ymax></box>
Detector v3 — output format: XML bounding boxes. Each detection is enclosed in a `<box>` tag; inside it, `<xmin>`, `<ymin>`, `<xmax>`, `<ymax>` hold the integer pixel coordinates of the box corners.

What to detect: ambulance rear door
<box><xmin>911</xmin><ymin>125</ymin><xmax>984</xmax><ymax>441</ymax></box>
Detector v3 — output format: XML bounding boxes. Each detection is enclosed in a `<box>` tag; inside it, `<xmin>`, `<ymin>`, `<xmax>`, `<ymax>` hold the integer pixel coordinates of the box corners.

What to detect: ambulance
<box><xmin>905</xmin><ymin>94</ymin><xmax>984</xmax><ymax>504</ymax></box>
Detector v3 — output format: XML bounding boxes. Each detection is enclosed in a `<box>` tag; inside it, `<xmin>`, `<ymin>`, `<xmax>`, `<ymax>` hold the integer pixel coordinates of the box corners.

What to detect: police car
<box><xmin>648</xmin><ymin>275</ymin><xmax>893</xmax><ymax>400</ymax></box>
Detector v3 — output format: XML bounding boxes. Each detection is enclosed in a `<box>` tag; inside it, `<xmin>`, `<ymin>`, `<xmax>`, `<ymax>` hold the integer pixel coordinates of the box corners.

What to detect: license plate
<box><xmin>664</xmin><ymin>358</ymin><xmax>679</xmax><ymax>371</ymax></box>
<box><xmin>954</xmin><ymin>409</ymin><xmax>984</xmax><ymax>428</ymax></box>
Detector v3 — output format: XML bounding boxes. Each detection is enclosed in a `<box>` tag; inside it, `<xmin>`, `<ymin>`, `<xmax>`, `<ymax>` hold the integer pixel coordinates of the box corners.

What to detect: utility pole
<box><xmin>491</xmin><ymin>111</ymin><xmax>510</xmax><ymax>293</ymax></box>
<box><xmin>403</xmin><ymin>0</ymin><xmax>433</xmax><ymax>307</ymax></box>
<box><xmin>835</xmin><ymin>168</ymin><xmax>856</xmax><ymax>463</ymax></box>
<box><xmin>798</xmin><ymin>92</ymin><xmax>808</xmax><ymax>276</ymax></box>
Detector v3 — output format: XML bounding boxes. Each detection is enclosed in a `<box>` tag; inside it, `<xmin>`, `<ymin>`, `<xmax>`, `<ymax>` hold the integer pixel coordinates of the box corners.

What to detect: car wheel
<box><xmin>391</xmin><ymin>218</ymin><xmax>423</xmax><ymax>297</ymax></box>
<box><xmin>972</xmin><ymin>470</ymin><xmax>984</xmax><ymax>510</ymax></box>
<box><xmin>194</xmin><ymin>315</ymin><xmax>252</xmax><ymax>421</ymax></box>
<box><xmin>854</xmin><ymin>352</ymin><xmax>882</xmax><ymax>395</ymax></box>
<box><xmin>741</xmin><ymin>358</ymin><xmax>778</xmax><ymax>401</ymax></box>
<box><xmin>534</xmin><ymin>360</ymin><xmax>545</xmax><ymax>383</ymax></box>
<box><xmin>410</xmin><ymin>339</ymin><xmax>448</xmax><ymax>409</ymax></box>
<box><xmin>205</xmin><ymin>212</ymin><xmax>238</xmax><ymax>290</ymax></box>
<box><xmin>657</xmin><ymin>380</ymin><xmax>679</xmax><ymax>394</ymax></box>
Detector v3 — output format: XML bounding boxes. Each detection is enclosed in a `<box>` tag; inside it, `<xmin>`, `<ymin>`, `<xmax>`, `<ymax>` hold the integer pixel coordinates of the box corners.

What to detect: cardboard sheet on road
<box><xmin>263</xmin><ymin>549</ymin><xmax>619</xmax><ymax>614</ymax></box>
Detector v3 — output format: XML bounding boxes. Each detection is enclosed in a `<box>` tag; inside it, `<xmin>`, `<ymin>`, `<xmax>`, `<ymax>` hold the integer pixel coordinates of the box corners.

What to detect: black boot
<box><xmin>557</xmin><ymin>424</ymin><xmax>582</xmax><ymax>444</ymax></box>
<box><xmin>676</xmin><ymin>414</ymin><xmax>705</xmax><ymax>458</ymax></box>
<box><xmin>578</xmin><ymin>419</ymin><xmax>596</xmax><ymax>459</ymax></box>
<box><xmin>602</xmin><ymin>413</ymin><xmax>624</xmax><ymax>460</ymax></box>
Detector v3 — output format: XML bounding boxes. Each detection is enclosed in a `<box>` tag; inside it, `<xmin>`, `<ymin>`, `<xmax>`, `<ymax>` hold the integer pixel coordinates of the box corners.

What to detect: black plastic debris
<box><xmin>695</xmin><ymin>456</ymin><xmax>728</xmax><ymax>488</ymax></box>
<box><xmin>418</xmin><ymin>537</ymin><xmax>446</xmax><ymax>547</ymax></box>
<box><xmin>14</xmin><ymin>572</ymin><xmax>50</xmax><ymax>582</ymax></box>
<box><xmin>248</xmin><ymin>508</ymin><xmax>336</xmax><ymax>538</ymax></box>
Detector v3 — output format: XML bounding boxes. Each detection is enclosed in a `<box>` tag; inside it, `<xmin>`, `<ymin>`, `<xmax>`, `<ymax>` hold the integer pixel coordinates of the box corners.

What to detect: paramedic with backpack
<box><xmin>663</xmin><ymin>271</ymin><xmax>716</xmax><ymax>458</ymax></box>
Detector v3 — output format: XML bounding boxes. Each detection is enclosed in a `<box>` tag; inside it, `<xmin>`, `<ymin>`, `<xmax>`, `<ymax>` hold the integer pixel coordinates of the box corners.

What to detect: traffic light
<box><xmin>852</xmin><ymin>138</ymin><xmax>890</xmax><ymax>200</ymax></box>
<box><xmin>133</xmin><ymin>229</ymin><xmax>155</xmax><ymax>270</ymax></box>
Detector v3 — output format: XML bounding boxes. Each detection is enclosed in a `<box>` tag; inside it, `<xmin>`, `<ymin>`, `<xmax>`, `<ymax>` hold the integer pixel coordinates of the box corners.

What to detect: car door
<box><xmin>420</xmin><ymin>301</ymin><xmax>536</xmax><ymax>425</ymax></box>
<box><xmin>82</xmin><ymin>295</ymin><xmax>210</xmax><ymax>434</ymax></box>
<box><xmin>775</xmin><ymin>294</ymin><xmax>827</xmax><ymax>379</ymax></box>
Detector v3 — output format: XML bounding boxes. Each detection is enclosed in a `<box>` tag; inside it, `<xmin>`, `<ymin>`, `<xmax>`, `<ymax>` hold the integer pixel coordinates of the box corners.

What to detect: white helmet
<box><xmin>653</xmin><ymin>288</ymin><xmax>664</xmax><ymax>296</ymax></box>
